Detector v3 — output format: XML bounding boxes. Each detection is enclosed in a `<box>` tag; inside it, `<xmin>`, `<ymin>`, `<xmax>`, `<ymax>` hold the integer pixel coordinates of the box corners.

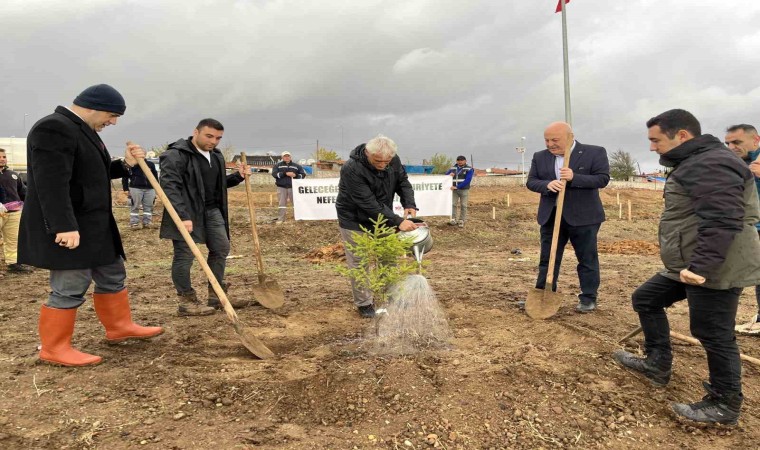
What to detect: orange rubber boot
<box><xmin>93</xmin><ymin>289</ymin><xmax>164</xmax><ymax>344</ymax></box>
<box><xmin>38</xmin><ymin>305</ymin><xmax>102</xmax><ymax>367</ymax></box>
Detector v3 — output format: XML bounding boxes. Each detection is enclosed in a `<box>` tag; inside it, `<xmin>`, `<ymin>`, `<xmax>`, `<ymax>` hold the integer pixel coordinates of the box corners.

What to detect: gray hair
<box><xmin>365</xmin><ymin>134</ymin><xmax>398</xmax><ymax>158</ymax></box>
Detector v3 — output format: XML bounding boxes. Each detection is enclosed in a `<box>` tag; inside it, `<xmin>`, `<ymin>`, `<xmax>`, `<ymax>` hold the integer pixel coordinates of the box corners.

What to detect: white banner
<box><xmin>293</xmin><ymin>175</ymin><xmax>453</xmax><ymax>221</ymax></box>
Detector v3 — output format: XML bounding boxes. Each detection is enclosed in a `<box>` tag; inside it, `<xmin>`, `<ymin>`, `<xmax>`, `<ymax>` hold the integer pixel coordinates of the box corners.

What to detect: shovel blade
<box><xmin>525</xmin><ymin>288</ymin><xmax>564</xmax><ymax>319</ymax></box>
<box><xmin>234</xmin><ymin>322</ymin><xmax>276</xmax><ymax>359</ymax></box>
<box><xmin>251</xmin><ymin>276</ymin><xmax>285</xmax><ymax>309</ymax></box>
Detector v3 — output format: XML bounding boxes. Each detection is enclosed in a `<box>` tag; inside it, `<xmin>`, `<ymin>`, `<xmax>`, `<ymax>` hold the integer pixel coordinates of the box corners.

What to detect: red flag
<box><xmin>555</xmin><ymin>0</ymin><xmax>570</xmax><ymax>13</ymax></box>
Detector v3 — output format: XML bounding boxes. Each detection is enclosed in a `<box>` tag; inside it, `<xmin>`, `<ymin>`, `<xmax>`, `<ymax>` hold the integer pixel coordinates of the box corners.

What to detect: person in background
<box><xmin>724</xmin><ymin>124</ymin><xmax>760</xmax><ymax>335</ymax></box>
<box><xmin>526</xmin><ymin>121</ymin><xmax>610</xmax><ymax>313</ymax></box>
<box><xmin>271</xmin><ymin>151</ymin><xmax>306</xmax><ymax>224</ymax></box>
<box><xmin>335</xmin><ymin>135</ymin><xmax>418</xmax><ymax>318</ymax></box>
<box><xmin>122</xmin><ymin>158</ymin><xmax>158</xmax><ymax>229</ymax></box>
<box><xmin>614</xmin><ymin>109</ymin><xmax>760</xmax><ymax>425</ymax></box>
<box><xmin>0</xmin><ymin>148</ymin><xmax>32</xmax><ymax>273</ymax></box>
<box><xmin>19</xmin><ymin>84</ymin><xmax>164</xmax><ymax>367</ymax></box>
<box><xmin>445</xmin><ymin>155</ymin><xmax>473</xmax><ymax>228</ymax></box>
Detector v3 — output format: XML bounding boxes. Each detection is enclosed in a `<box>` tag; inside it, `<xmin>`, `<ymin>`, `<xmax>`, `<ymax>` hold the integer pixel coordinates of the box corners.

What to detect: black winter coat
<box><xmin>158</xmin><ymin>138</ymin><xmax>243</xmax><ymax>242</ymax></box>
<box><xmin>19</xmin><ymin>106</ymin><xmax>129</xmax><ymax>270</ymax></box>
<box><xmin>335</xmin><ymin>144</ymin><xmax>416</xmax><ymax>231</ymax></box>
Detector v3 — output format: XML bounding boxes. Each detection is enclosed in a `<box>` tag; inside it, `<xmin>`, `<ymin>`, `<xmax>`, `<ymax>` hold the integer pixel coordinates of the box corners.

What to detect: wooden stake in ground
<box><xmin>492</xmin><ymin>206</ymin><xmax>496</xmax><ymax>220</ymax></box>
<box><xmin>131</xmin><ymin>145</ymin><xmax>274</xmax><ymax>359</ymax></box>
<box><xmin>616</xmin><ymin>192</ymin><xmax>620</xmax><ymax>205</ymax></box>
<box><xmin>269</xmin><ymin>194</ymin><xmax>273</xmax><ymax>207</ymax></box>
<box><xmin>507</xmin><ymin>194</ymin><xmax>511</xmax><ymax>207</ymax></box>
<box><xmin>618</xmin><ymin>203</ymin><xmax>622</xmax><ymax>219</ymax></box>
<box><xmin>627</xmin><ymin>200</ymin><xmax>632</xmax><ymax>221</ymax></box>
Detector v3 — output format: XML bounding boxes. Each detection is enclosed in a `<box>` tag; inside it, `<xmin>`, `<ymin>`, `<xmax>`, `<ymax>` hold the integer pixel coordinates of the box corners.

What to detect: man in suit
<box><xmin>526</xmin><ymin>121</ymin><xmax>610</xmax><ymax>313</ymax></box>
<box><xmin>19</xmin><ymin>84</ymin><xmax>164</xmax><ymax>367</ymax></box>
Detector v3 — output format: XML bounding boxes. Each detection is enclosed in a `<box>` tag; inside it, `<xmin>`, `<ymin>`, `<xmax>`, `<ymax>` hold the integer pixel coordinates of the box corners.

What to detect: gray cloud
<box><xmin>4</xmin><ymin>0</ymin><xmax>760</xmax><ymax>171</ymax></box>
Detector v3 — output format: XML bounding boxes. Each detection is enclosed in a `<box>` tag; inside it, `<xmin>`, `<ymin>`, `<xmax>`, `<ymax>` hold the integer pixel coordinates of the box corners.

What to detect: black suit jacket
<box><xmin>526</xmin><ymin>141</ymin><xmax>610</xmax><ymax>227</ymax></box>
<box><xmin>19</xmin><ymin>106</ymin><xmax>128</xmax><ymax>269</ymax></box>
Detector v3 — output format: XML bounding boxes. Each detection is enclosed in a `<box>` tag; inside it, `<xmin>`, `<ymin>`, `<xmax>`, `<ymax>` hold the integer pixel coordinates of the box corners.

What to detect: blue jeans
<box><xmin>171</xmin><ymin>208</ymin><xmax>230</xmax><ymax>294</ymax></box>
<box><xmin>48</xmin><ymin>257</ymin><xmax>126</xmax><ymax>309</ymax></box>
<box><xmin>536</xmin><ymin>211</ymin><xmax>600</xmax><ymax>304</ymax></box>
<box><xmin>632</xmin><ymin>274</ymin><xmax>742</xmax><ymax>394</ymax></box>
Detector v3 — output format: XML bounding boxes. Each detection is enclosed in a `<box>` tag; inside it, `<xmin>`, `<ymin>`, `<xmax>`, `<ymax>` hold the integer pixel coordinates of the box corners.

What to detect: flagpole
<box><xmin>560</xmin><ymin>0</ymin><xmax>572</xmax><ymax>126</ymax></box>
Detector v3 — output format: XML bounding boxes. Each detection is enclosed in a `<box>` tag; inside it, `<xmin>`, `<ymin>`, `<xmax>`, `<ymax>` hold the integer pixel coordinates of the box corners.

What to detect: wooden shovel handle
<box><xmin>546</xmin><ymin>145</ymin><xmax>572</xmax><ymax>285</ymax></box>
<box><xmin>131</xmin><ymin>148</ymin><xmax>238</xmax><ymax>323</ymax></box>
<box><xmin>240</xmin><ymin>152</ymin><xmax>266</xmax><ymax>281</ymax></box>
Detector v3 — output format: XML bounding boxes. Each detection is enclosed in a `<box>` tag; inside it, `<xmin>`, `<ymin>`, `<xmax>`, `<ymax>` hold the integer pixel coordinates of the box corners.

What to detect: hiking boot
<box><xmin>576</xmin><ymin>301</ymin><xmax>597</xmax><ymax>313</ymax></box>
<box><xmin>612</xmin><ymin>349</ymin><xmax>672</xmax><ymax>387</ymax></box>
<box><xmin>143</xmin><ymin>222</ymin><xmax>156</xmax><ymax>229</ymax></box>
<box><xmin>177</xmin><ymin>291</ymin><xmax>215</xmax><ymax>316</ymax></box>
<box><xmin>207</xmin><ymin>283</ymin><xmax>250</xmax><ymax>309</ymax></box>
<box><xmin>129</xmin><ymin>223</ymin><xmax>141</xmax><ymax>230</ymax></box>
<box><xmin>458</xmin><ymin>220</ymin><xmax>465</xmax><ymax>228</ymax></box>
<box><xmin>672</xmin><ymin>382</ymin><xmax>742</xmax><ymax>425</ymax></box>
<box><xmin>357</xmin><ymin>304</ymin><xmax>376</xmax><ymax>318</ymax></box>
<box><xmin>7</xmin><ymin>263</ymin><xmax>33</xmax><ymax>273</ymax></box>
<box><xmin>448</xmin><ymin>219</ymin><xmax>457</xmax><ymax>226</ymax></box>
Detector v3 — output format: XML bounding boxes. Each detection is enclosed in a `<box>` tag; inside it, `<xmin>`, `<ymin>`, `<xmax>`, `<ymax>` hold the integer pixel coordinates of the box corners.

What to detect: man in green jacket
<box><xmin>613</xmin><ymin>109</ymin><xmax>760</xmax><ymax>425</ymax></box>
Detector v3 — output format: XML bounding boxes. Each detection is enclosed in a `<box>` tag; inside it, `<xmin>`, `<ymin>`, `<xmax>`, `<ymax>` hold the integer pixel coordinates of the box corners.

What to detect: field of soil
<box><xmin>1</xmin><ymin>184</ymin><xmax>760</xmax><ymax>449</ymax></box>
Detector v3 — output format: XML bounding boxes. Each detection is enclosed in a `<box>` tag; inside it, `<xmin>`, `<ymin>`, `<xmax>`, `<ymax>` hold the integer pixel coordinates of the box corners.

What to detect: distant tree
<box><xmin>313</xmin><ymin>147</ymin><xmax>340</xmax><ymax>161</ymax></box>
<box><xmin>609</xmin><ymin>149</ymin><xmax>637</xmax><ymax>181</ymax></box>
<box><xmin>221</xmin><ymin>144</ymin><xmax>236</xmax><ymax>162</ymax></box>
<box><xmin>149</xmin><ymin>143</ymin><xmax>169</xmax><ymax>157</ymax></box>
<box><xmin>429</xmin><ymin>153</ymin><xmax>453</xmax><ymax>174</ymax></box>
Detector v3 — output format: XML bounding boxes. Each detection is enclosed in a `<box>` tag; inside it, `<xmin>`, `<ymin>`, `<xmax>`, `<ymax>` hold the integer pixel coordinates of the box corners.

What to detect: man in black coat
<box><xmin>159</xmin><ymin>118</ymin><xmax>249</xmax><ymax>316</ymax></box>
<box><xmin>526</xmin><ymin>121</ymin><xmax>610</xmax><ymax>313</ymax></box>
<box><xmin>19</xmin><ymin>84</ymin><xmax>164</xmax><ymax>367</ymax></box>
<box><xmin>335</xmin><ymin>135</ymin><xmax>418</xmax><ymax>318</ymax></box>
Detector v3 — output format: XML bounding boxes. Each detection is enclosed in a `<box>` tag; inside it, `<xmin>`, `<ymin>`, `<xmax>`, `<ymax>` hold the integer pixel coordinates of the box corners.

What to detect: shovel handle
<box><xmin>131</xmin><ymin>146</ymin><xmax>238</xmax><ymax>323</ymax></box>
<box><xmin>546</xmin><ymin>146</ymin><xmax>572</xmax><ymax>285</ymax></box>
<box><xmin>240</xmin><ymin>152</ymin><xmax>266</xmax><ymax>280</ymax></box>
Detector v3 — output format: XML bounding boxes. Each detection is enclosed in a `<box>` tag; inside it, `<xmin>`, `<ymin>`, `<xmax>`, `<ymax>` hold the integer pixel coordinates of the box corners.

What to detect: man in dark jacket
<box><xmin>271</xmin><ymin>151</ymin><xmax>306</xmax><ymax>223</ymax></box>
<box><xmin>122</xmin><ymin>159</ymin><xmax>158</xmax><ymax>229</ymax></box>
<box><xmin>445</xmin><ymin>155</ymin><xmax>474</xmax><ymax>228</ymax></box>
<box><xmin>724</xmin><ymin>124</ymin><xmax>760</xmax><ymax>335</ymax></box>
<box><xmin>159</xmin><ymin>118</ymin><xmax>249</xmax><ymax>316</ymax></box>
<box><xmin>613</xmin><ymin>109</ymin><xmax>760</xmax><ymax>425</ymax></box>
<box><xmin>335</xmin><ymin>135</ymin><xmax>418</xmax><ymax>318</ymax></box>
<box><xmin>0</xmin><ymin>147</ymin><xmax>32</xmax><ymax>273</ymax></box>
<box><xmin>526</xmin><ymin>122</ymin><xmax>610</xmax><ymax>313</ymax></box>
<box><xmin>19</xmin><ymin>84</ymin><xmax>164</xmax><ymax>367</ymax></box>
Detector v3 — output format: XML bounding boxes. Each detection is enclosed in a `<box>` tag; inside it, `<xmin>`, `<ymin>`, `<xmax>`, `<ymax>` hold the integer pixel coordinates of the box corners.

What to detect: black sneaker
<box><xmin>672</xmin><ymin>382</ymin><xmax>742</xmax><ymax>425</ymax></box>
<box><xmin>612</xmin><ymin>349</ymin><xmax>672</xmax><ymax>387</ymax></box>
<box><xmin>575</xmin><ymin>302</ymin><xmax>596</xmax><ymax>313</ymax></box>
<box><xmin>7</xmin><ymin>263</ymin><xmax>33</xmax><ymax>274</ymax></box>
<box><xmin>357</xmin><ymin>304</ymin><xmax>375</xmax><ymax>318</ymax></box>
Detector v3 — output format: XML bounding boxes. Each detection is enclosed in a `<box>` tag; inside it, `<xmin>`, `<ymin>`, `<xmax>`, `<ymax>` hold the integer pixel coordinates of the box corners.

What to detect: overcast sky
<box><xmin>4</xmin><ymin>0</ymin><xmax>760</xmax><ymax>171</ymax></box>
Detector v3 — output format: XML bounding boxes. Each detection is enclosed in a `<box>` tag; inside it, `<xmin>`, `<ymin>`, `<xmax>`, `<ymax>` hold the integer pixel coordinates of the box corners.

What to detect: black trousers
<box><xmin>632</xmin><ymin>273</ymin><xmax>742</xmax><ymax>394</ymax></box>
<box><xmin>535</xmin><ymin>211</ymin><xmax>600</xmax><ymax>305</ymax></box>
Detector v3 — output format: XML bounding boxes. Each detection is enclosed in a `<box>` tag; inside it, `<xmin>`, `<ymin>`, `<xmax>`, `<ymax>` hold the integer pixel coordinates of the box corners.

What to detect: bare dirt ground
<box><xmin>1</xmin><ymin>184</ymin><xmax>759</xmax><ymax>449</ymax></box>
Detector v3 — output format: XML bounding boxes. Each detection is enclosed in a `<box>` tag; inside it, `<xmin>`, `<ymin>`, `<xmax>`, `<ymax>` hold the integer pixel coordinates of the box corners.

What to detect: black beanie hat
<box><xmin>73</xmin><ymin>84</ymin><xmax>126</xmax><ymax>115</ymax></box>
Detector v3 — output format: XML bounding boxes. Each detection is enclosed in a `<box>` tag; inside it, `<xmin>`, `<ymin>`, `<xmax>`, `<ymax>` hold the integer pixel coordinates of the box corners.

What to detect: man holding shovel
<box><xmin>613</xmin><ymin>109</ymin><xmax>760</xmax><ymax>425</ymax></box>
<box><xmin>159</xmin><ymin>118</ymin><xmax>250</xmax><ymax>316</ymax></box>
<box><xmin>526</xmin><ymin>122</ymin><xmax>609</xmax><ymax>313</ymax></box>
<box><xmin>19</xmin><ymin>84</ymin><xmax>164</xmax><ymax>367</ymax></box>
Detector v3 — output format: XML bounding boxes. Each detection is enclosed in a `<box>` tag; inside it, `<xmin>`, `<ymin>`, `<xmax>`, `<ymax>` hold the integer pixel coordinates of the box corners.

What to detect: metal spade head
<box><xmin>251</xmin><ymin>275</ymin><xmax>285</xmax><ymax>309</ymax></box>
<box><xmin>233</xmin><ymin>322</ymin><xmax>276</xmax><ymax>359</ymax></box>
<box><xmin>525</xmin><ymin>287</ymin><xmax>564</xmax><ymax>319</ymax></box>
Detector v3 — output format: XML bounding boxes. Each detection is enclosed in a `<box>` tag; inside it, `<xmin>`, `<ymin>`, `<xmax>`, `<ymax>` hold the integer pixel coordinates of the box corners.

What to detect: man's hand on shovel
<box><xmin>125</xmin><ymin>142</ymin><xmax>146</xmax><ymax>166</ymax></box>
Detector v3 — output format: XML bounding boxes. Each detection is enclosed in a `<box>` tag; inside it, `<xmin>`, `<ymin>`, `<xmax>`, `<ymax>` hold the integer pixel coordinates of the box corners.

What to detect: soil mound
<box><xmin>304</xmin><ymin>242</ymin><xmax>345</xmax><ymax>262</ymax></box>
<box><xmin>598</xmin><ymin>239</ymin><xmax>659</xmax><ymax>255</ymax></box>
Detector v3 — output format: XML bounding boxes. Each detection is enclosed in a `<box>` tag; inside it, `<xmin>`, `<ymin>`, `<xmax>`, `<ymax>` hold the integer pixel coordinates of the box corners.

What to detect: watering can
<box><xmin>397</xmin><ymin>217</ymin><xmax>433</xmax><ymax>266</ymax></box>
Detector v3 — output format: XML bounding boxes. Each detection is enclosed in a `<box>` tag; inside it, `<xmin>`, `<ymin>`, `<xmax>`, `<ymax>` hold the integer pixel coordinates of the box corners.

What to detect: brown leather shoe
<box><xmin>207</xmin><ymin>282</ymin><xmax>251</xmax><ymax>309</ymax></box>
<box><xmin>177</xmin><ymin>291</ymin><xmax>215</xmax><ymax>316</ymax></box>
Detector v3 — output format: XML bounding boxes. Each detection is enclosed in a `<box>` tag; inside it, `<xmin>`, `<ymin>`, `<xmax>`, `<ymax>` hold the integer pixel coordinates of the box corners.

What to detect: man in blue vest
<box><xmin>724</xmin><ymin>124</ymin><xmax>760</xmax><ymax>335</ymax></box>
<box><xmin>445</xmin><ymin>155</ymin><xmax>474</xmax><ymax>228</ymax></box>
